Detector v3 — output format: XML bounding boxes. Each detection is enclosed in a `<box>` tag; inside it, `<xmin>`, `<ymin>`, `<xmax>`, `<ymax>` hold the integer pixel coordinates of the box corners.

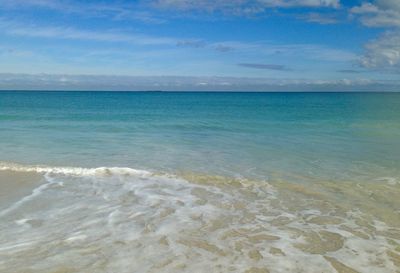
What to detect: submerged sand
<box><xmin>0</xmin><ymin>170</ymin><xmax>44</xmax><ymax>210</ymax></box>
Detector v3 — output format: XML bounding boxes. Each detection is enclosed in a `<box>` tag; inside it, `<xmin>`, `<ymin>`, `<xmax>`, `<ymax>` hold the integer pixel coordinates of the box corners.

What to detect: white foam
<box><xmin>0</xmin><ymin>161</ymin><xmax>151</xmax><ymax>178</ymax></box>
<box><xmin>376</xmin><ymin>176</ymin><xmax>398</xmax><ymax>185</ymax></box>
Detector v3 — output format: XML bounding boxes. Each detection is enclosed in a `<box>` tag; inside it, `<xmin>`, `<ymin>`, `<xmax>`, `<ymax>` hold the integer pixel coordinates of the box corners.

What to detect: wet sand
<box><xmin>0</xmin><ymin>171</ymin><xmax>44</xmax><ymax>210</ymax></box>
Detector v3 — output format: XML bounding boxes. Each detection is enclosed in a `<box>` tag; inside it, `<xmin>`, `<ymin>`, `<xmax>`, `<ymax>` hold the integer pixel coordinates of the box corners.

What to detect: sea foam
<box><xmin>0</xmin><ymin>161</ymin><xmax>151</xmax><ymax>177</ymax></box>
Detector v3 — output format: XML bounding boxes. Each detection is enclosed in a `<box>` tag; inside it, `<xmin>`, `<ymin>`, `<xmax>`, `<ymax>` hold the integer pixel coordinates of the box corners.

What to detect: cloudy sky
<box><xmin>0</xmin><ymin>0</ymin><xmax>399</xmax><ymax>91</ymax></box>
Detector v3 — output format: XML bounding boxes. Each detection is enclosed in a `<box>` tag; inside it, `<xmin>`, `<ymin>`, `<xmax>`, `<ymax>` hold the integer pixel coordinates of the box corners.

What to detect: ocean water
<box><xmin>0</xmin><ymin>91</ymin><xmax>399</xmax><ymax>273</ymax></box>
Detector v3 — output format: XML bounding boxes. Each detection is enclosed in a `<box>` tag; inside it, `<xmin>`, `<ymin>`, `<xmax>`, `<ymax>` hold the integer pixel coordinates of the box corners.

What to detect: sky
<box><xmin>0</xmin><ymin>0</ymin><xmax>399</xmax><ymax>91</ymax></box>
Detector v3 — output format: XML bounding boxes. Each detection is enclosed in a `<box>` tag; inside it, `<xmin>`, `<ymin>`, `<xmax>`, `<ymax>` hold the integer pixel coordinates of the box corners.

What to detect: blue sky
<box><xmin>0</xmin><ymin>0</ymin><xmax>399</xmax><ymax>91</ymax></box>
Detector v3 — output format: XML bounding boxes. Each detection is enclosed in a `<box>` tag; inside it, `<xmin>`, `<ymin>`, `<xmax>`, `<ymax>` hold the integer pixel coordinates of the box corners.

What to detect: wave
<box><xmin>0</xmin><ymin>162</ymin><xmax>399</xmax><ymax>272</ymax></box>
<box><xmin>0</xmin><ymin>161</ymin><xmax>152</xmax><ymax>178</ymax></box>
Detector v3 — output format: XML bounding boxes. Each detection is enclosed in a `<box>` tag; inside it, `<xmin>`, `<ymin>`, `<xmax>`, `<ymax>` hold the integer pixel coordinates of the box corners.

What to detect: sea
<box><xmin>0</xmin><ymin>91</ymin><xmax>399</xmax><ymax>273</ymax></box>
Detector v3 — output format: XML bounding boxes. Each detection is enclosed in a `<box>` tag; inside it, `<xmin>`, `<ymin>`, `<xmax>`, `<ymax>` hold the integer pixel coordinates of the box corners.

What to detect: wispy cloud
<box><xmin>255</xmin><ymin>43</ymin><xmax>356</xmax><ymax>62</ymax></box>
<box><xmin>0</xmin><ymin>0</ymin><xmax>347</xmax><ymax>29</ymax></box>
<box><xmin>177</xmin><ymin>40</ymin><xmax>207</xmax><ymax>48</ymax></box>
<box><xmin>1</xmin><ymin>17</ymin><xmax>355</xmax><ymax>64</ymax></box>
<box><xmin>0</xmin><ymin>0</ymin><xmax>166</xmax><ymax>24</ymax></box>
<box><xmin>298</xmin><ymin>12</ymin><xmax>339</xmax><ymax>24</ymax></box>
<box><xmin>151</xmin><ymin>0</ymin><xmax>340</xmax><ymax>15</ymax></box>
<box><xmin>0</xmin><ymin>0</ymin><xmax>64</xmax><ymax>10</ymax></box>
<box><xmin>337</xmin><ymin>69</ymin><xmax>363</xmax><ymax>73</ymax></box>
<box><xmin>0</xmin><ymin>45</ymin><xmax>32</xmax><ymax>57</ymax></box>
<box><xmin>238</xmin><ymin>63</ymin><xmax>291</xmax><ymax>71</ymax></box>
<box><xmin>1</xmin><ymin>0</ymin><xmax>341</xmax><ymax>19</ymax></box>
<box><xmin>214</xmin><ymin>44</ymin><xmax>234</xmax><ymax>52</ymax></box>
<box><xmin>0</xmin><ymin>19</ymin><xmax>176</xmax><ymax>46</ymax></box>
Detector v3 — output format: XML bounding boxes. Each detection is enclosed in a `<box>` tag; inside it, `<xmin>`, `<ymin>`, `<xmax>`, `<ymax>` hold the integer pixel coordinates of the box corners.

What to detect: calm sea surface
<box><xmin>0</xmin><ymin>91</ymin><xmax>399</xmax><ymax>272</ymax></box>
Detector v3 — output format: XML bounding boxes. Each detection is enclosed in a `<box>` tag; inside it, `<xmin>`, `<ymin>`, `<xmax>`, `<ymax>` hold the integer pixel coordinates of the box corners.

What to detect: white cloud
<box><xmin>350</xmin><ymin>1</ymin><xmax>400</xmax><ymax>72</ymax></box>
<box><xmin>351</xmin><ymin>1</ymin><xmax>400</xmax><ymax>27</ymax></box>
<box><xmin>375</xmin><ymin>0</ymin><xmax>400</xmax><ymax>12</ymax></box>
<box><xmin>349</xmin><ymin>1</ymin><xmax>400</xmax><ymax>71</ymax></box>
<box><xmin>360</xmin><ymin>31</ymin><xmax>400</xmax><ymax>70</ymax></box>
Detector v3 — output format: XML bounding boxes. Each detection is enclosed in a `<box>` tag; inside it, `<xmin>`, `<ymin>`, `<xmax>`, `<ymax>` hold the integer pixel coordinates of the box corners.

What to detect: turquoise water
<box><xmin>0</xmin><ymin>91</ymin><xmax>400</xmax><ymax>273</ymax></box>
<box><xmin>1</xmin><ymin>91</ymin><xmax>399</xmax><ymax>179</ymax></box>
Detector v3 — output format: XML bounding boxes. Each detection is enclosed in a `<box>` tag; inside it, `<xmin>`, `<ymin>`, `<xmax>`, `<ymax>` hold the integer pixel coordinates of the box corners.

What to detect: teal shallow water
<box><xmin>0</xmin><ymin>91</ymin><xmax>400</xmax><ymax>272</ymax></box>
<box><xmin>1</xmin><ymin>91</ymin><xmax>400</xmax><ymax>180</ymax></box>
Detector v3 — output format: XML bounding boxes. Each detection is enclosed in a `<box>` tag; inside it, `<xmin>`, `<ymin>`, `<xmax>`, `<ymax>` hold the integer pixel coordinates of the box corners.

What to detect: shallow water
<box><xmin>0</xmin><ymin>92</ymin><xmax>399</xmax><ymax>272</ymax></box>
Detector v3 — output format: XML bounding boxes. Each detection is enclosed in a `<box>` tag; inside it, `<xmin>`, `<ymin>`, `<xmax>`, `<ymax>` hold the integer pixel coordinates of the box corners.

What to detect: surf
<box><xmin>0</xmin><ymin>161</ymin><xmax>399</xmax><ymax>272</ymax></box>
